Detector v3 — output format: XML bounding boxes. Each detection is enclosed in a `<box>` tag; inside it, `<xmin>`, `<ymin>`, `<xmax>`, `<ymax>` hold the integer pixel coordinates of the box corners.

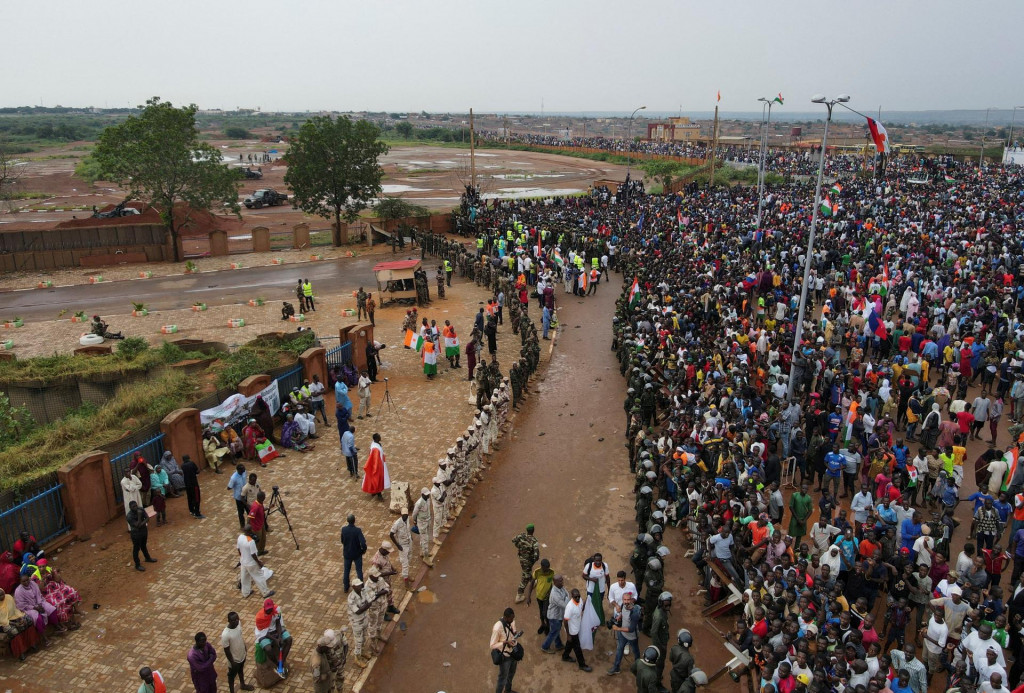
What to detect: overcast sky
<box><xmin>6</xmin><ymin>0</ymin><xmax>1022</xmax><ymax>115</ymax></box>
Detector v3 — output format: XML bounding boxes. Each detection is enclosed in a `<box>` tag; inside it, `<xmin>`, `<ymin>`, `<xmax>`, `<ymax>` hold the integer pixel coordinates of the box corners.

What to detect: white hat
<box><xmin>949</xmin><ymin>585</ymin><xmax>963</xmax><ymax>596</ymax></box>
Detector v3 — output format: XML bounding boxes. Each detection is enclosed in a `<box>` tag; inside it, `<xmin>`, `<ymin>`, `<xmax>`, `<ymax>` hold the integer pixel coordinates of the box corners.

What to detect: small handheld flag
<box><xmin>628</xmin><ymin>277</ymin><xmax>641</xmax><ymax>309</ymax></box>
<box><xmin>830</xmin><ymin>182</ymin><xmax>842</xmax><ymax>197</ymax></box>
<box><xmin>820</xmin><ymin>197</ymin><xmax>834</xmax><ymax>217</ymax></box>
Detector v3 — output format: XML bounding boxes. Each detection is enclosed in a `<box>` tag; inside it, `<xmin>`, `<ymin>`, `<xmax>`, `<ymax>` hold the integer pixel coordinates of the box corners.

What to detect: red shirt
<box><xmin>956</xmin><ymin>411</ymin><xmax>975</xmax><ymax>434</ymax></box>
<box><xmin>249</xmin><ymin>501</ymin><xmax>265</xmax><ymax>531</ymax></box>
<box><xmin>983</xmin><ymin>549</ymin><xmax>1009</xmax><ymax>575</ymax></box>
<box><xmin>752</xmin><ymin>619</ymin><xmax>768</xmax><ymax>638</ymax></box>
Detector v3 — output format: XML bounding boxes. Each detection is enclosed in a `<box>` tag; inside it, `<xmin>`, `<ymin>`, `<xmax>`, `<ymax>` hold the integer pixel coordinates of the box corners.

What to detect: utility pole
<box><xmin>469</xmin><ymin>108</ymin><xmax>477</xmax><ymax>190</ymax></box>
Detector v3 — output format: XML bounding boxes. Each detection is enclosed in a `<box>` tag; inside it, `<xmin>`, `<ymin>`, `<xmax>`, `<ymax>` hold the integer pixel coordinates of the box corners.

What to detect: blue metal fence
<box><xmin>0</xmin><ymin>483</ymin><xmax>70</xmax><ymax>549</ymax></box>
<box><xmin>326</xmin><ymin>341</ymin><xmax>353</xmax><ymax>370</ymax></box>
<box><xmin>110</xmin><ymin>433</ymin><xmax>166</xmax><ymax>505</ymax></box>
<box><xmin>275</xmin><ymin>365</ymin><xmax>304</xmax><ymax>408</ymax></box>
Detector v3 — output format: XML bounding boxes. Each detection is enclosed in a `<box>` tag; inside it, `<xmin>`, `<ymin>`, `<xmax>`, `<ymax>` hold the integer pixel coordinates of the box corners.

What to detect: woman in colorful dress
<box><xmin>41</xmin><ymin>567</ymin><xmax>81</xmax><ymax>630</ymax></box>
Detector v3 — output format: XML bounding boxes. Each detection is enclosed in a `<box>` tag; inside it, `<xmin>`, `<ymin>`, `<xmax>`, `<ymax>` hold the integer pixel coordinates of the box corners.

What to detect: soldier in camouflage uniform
<box><xmin>512</xmin><ymin>524</ymin><xmax>540</xmax><ymax>603</ymax></box>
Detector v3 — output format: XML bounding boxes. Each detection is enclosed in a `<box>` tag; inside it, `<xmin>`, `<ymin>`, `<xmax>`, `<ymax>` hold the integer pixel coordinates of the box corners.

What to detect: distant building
<box><xmin>646</xmin><ymin>117</ymin><xmax>700</xmax><ymax>143</ymax></box>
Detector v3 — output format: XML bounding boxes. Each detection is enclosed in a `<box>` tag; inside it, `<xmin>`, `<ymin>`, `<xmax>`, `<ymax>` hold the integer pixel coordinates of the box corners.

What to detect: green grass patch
<box><xmin>7</xmin><ymin>191</ymin><xmax>50</xmax><ymax>200</ymax></box>
<box><xmin>0</xmin><ymin>372</ymin><xmax>201</xmax><ymax>492</ymax></box>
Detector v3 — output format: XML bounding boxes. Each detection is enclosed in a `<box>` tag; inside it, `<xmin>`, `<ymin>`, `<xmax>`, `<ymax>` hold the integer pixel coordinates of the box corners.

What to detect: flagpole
<box><xmin>786</xmin><ymin>94</ymin><xmax>850</xmax><ymax>403</ymax></box>
<box><xmin>708</xmin><ymin>103</ymin><xmax>719</xmax><ymax>187</ymax></box>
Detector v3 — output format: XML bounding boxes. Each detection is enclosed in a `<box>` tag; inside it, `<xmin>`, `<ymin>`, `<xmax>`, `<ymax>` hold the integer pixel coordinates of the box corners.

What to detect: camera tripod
<box><xmin>267</xmin><ymin>486</ymin><xmax>299</xmax><ymax>549</ymax></box>
<box><xmin>376</xmin><ymin>378</ymin><xmax>399</xmax><ymax>419</ymax></box>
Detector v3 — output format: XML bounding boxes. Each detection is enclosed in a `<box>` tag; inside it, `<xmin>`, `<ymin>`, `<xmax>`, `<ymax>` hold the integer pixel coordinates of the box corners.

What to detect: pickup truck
<box><xmin>243</xmin><ymin>188</ymin><xmax>288</xmax><ymax>209</ymax></box>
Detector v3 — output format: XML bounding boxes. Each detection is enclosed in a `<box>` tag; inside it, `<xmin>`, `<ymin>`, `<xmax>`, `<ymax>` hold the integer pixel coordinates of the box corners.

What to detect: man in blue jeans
<box><xmin>607</xmin><ymin>590</ymin><xmax>641</xmax><ymax>675</ymax></box>
<box><xmin>540</xmin><ymin>575</ymin><xmax>568</xmax><ymax>653</ymax></box>
<box><xmin>340</xmin><ymin>514</ymin><xmax>367</xmax><ymax>593</ymax></box>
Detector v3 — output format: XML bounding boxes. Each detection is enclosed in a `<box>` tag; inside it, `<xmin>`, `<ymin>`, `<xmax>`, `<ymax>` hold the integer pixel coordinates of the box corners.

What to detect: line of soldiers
<box><xmin>346</xmin><ymin>556</ymin><xmax>395</xmax><ymax>668</ymax></box>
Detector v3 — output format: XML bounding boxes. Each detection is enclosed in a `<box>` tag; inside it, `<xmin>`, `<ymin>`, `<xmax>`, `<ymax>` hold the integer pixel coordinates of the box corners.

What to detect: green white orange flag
<box><xmin>773</xmin><ymin>93</ymin><xmax>784</xmax><ymax>105</ymax></box>
<box><xmin>820</xmin><ymin>197</ymin><xmax>834</xmax><ymax>217</ymax></box>
<box><xmin>628</xmin><ymin>277</ymin><xmax>641</xmax><ymax>309</ymax></box>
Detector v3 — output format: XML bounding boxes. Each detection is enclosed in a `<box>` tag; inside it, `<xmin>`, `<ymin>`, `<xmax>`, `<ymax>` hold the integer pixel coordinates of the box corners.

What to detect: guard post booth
<box><xmin>373</xmin><ymin>259</ymin><xmax>421</xmax><ymax>307</ymax></box>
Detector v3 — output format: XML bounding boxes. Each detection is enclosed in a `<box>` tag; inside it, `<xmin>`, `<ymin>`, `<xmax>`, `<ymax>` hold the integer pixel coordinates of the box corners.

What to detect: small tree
<box><xmin>0</xmin><ymin>147</ymin><xmax>25</xmax><ymax>210</ymax></box>
<box><xmin>285</xmin><ymin>115</ymin><xmax>389</xmax><ymax>247</ymax></box>
<box><xmin>93</xmin><ymin>97</ymin><xmax>240</xmax><ymax>262</ymax></box>
<box><xmin>394</xmin><ymin>121</ymin><xmax>414</xmax><ymax>139</ymax></box>
<box><xmin>225</xmin><ymin>126</ymin><xmax>252</xmax><ymax>139</ymax></box>
<box><xmin>375</xmin><ymin>196</ymin><xmax>428</xmax><ymax>224</ymax></box>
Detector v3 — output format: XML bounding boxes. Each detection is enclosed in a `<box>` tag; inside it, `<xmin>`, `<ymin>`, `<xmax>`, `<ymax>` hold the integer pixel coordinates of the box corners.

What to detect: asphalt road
<box><xmin>1</xmin><ymin>252</ymin><xmax>430</xmax><ymax>323</ymax></box>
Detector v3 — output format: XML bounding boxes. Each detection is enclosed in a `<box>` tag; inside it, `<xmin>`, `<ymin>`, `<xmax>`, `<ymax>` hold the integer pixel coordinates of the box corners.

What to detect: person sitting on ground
<box><xmin>40</xmin><ymin>566</ymin><xmax>81</xmax><ymax>631</ymax></box>
<box><xmin>203</xmin><ymin>430</ymin><xmax>229</xmax><ymax>473</ymax></box>
<box><xmin>12</xmin><ymin>533</ymin><xmax>42</xmax><ymax>564</ymax></box>
<box><xmin>281</xmin><ymin>302</ymin><xmax>295</xmax><ymax>321</ymax></box>
<box><xmin>214</xmin><ymin>422</ymin><xmax>244</xmax><ymax>458</ymax></box>
<box><xmin>293</xmin><ymin>406</ymin><xmax>318</xmax><ymax>440</ymax></box>
<box><xmin>0</xmin><ymin>552</ymin><xmax>19</xmax><ymax>595</ymax></box>
<box><xmin>14</xmin><ymin>572</ymin><xmax>65</xmax><ymax>646</ymax></box>
<box><xmin>0</xmin><ymin>587</ymin><xmax>36</xmax><ymax>661</ymax></box>
<box><xmin>90</xmin><ymin>315</ymin><xmax>123</xmax><ymax>339</ymax></box>
<box><xmin>280</xmin><ymin>414</ymin><xmax>312</xmax><ymax>453</ymax></box>
<box><xmin>159</xmin><ymin>451</ymin><xmax>185</xmax><ymax>497</ymax></box>
<box><xmin>243</xmin><ymin>419</ymin><xmax>267</xmax><ymax>460</ymax></box>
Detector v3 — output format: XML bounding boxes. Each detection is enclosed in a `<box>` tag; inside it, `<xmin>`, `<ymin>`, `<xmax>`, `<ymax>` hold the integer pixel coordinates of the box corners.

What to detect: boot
<box><xmin>354</xmin><ymin>655</ymin><xmax>368</xmax><ymax>669</ymax></box>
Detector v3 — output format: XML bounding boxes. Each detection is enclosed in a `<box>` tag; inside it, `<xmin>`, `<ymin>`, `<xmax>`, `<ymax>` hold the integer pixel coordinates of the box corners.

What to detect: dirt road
<box><xmin>362</xmin><ymin>277</ymin><xmax>730</xmax><ymax>693</ymax></box>
<box><xmin>3</xmin><ymin>253</ymin><xmax>406</xmax><ymax>323</ymax></box>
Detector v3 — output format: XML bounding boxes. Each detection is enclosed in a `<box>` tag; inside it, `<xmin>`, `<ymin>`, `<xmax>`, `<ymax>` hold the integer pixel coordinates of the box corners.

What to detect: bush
<box><xmin>394</xmin><ymin>122</ymin><xmax>414</xmax><ymax>138</ymax></box>
<box><xmin>225</xmin><ymin>126</ymin><xmax>252</xmax><ymax>139</ymax></box>
<box><xmin>116</xmin><ymin>336</ymin><xmax>150</xmax><ymax>360</ymax></box>
<box><xmin>0</xmin><ymin>392</ymin><xmax>34</xmax><ymax>453</ymax></box>
<box><xmin>74</xmin><ymin>154</ymin><xmax>108</xmax><ymax>183</ymax></box>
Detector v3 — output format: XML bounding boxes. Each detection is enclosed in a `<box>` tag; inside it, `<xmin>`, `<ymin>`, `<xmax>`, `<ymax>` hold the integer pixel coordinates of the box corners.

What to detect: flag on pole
<box><xmin>866</xmin><ymin>117</ymin><xmax>891</xmax><ymax>154</ymax></box>
<box><xmin>716</xmin><ymin>90</ymin><xmax>721</xmax><ymax>102</ymax></box>
<box><xmin>628</xmin><ymin>277</ymin><xmax>641</xmax><ymax>309</ymax></box>
<box><xmin>773</xmin><ymin>93</ymin><xmax>784</xmax><ymax>105</ymax></box>
<box><xmin>830</xmin><ymin>182</ymin><xmax>843</xmax><ymax>196</ymax></box>
<box><xmin>636</xmin><ymin>212</ymin><xmax>645</xmax><ymax>234</ymax></box>
<box><xmin>882</xmin><ymin>262</ymin><xmax>889</xmax><ymax>285</ymax></box>
<box><xmin>820</xmin><ymin>197</ymin><xmax>834</xmax><ymax>217</ymax></box>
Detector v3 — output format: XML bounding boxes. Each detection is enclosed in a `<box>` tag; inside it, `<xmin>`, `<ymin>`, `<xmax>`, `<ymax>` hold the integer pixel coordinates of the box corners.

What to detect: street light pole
<box><xmin>1007</xmin><ymin>106</ymin><xmax>1023</xmax><ymax>156</ymax></box>
<box><xmin>786</xmin><ymin>94</ymin><xmax>850</xmax><ymax>402</ymax></box>
<box><xmin>980</xmin><ymin>107</ymin><xmax>996</xmax><ymax>174</ymax></box>
<box><xmin>626</xmin><ymin>105</ymin><xmax>647</xmax><ymax>179</ymax></box>
<box><xmin>755</xmin><ymin>97</ymin><xmax>776</xmax><ymax>231</ymax></box>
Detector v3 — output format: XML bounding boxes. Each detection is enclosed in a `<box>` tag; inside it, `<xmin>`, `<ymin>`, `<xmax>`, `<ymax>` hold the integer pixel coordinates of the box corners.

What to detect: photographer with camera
<box><xmin>489</xmin><ymin>607</ymin><xmax>523</xmax><ymax>693</ymax></box>
<box><xmin>607</xmin><ymin>590</ymin><xmax>642</xmax><ymax>676</ymax></box>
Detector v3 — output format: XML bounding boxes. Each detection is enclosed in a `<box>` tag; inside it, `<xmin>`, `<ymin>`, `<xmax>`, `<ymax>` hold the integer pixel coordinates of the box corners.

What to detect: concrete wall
<box><xmin>58</xmin><ymin>451</ymin><xmax>118</xmax><ymax>537</ymax></box>
<box><xmin>161</xmin><ymin>408</ymin><xmax>204</xmax><ymax>471</ymax></box>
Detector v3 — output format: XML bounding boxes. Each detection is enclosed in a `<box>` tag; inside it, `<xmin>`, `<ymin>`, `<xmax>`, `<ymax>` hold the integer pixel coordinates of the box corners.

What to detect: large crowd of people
<box><xmin>449</xmin><ymin>153</ymin><xmax>1024</xmax><ymax>693</ymax></box>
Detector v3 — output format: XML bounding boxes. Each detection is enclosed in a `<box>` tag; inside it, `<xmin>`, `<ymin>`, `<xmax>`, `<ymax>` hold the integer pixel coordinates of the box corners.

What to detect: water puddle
<box><xmin>417</xmin><ymin>589</ymin><xmax>437</xmax><ymax>603</ymax></box>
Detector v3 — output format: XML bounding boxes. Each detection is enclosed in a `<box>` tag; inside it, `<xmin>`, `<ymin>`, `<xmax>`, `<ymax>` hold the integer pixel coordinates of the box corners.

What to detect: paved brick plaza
<box><xmin>0</xmin><ymin>275</ymin><xmax>541</xmax><ymax>693</ymax></box>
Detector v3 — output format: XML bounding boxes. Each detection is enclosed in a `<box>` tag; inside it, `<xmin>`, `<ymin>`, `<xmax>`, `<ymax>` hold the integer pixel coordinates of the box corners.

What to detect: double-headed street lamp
<box><xmin>1008</xmin><ymin>106</ymin><xmax>1024</xmax><ymax>156</ymax></box>
<box><xmin>755</xmin><ymin>96</ymin><xmax>779</xmax><ymax>231</ymax></box>
<box><xmin>786</xmin><ymin>94</ymin><xmax>850</xmax><ymax>402</ymax></box>
<box><xmin>980</xmin><ymin>107</ymin><xmax>998</xmax><ymax>173</ymax></box>
<box><xmin>626</xmin><ymin>106</ymin><xmax>647</xmax><ymax>179</ymax></box>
